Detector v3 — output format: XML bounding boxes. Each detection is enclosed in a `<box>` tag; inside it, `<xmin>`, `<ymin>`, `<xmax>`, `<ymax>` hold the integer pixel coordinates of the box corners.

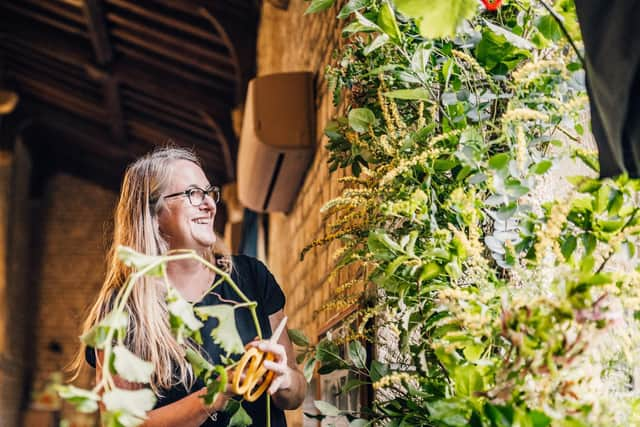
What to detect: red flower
<box><xmin>481</xmin><ymin>0</ymin><xmax>503</xmax><ymax>11</ymax></box>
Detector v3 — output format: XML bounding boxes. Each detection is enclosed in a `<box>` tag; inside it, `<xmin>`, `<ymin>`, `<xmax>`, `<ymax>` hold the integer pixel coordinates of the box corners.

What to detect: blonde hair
<box><xmin>70</xmin><ymin>146</ymin><xmax>230</xmax><ymax>394</ymax></box>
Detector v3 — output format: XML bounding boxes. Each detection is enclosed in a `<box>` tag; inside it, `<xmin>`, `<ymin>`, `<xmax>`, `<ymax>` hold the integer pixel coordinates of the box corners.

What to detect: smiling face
<box><xmin>156</xmin><ymin>159</ymin><xmax>217</xmax><ymax>251</ymax></box>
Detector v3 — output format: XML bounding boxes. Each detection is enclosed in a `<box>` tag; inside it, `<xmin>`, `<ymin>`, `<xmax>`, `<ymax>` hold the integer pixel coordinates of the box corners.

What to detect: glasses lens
<box><xmin>187</xmin><ymin>188</ymin><xmax>206</xmax><ymax>206</ymax></box>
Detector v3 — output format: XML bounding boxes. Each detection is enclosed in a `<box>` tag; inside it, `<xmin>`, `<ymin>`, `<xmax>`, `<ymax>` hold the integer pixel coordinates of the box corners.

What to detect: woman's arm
<box><xmin>95</xmin><ymin>350</ymin><xmax>229</xmax><ymax>427</ymax></box>
<box><xmin>253</xmin><ymin>309</ymin><xmax>307</xmax><ymax>410</ymax></box>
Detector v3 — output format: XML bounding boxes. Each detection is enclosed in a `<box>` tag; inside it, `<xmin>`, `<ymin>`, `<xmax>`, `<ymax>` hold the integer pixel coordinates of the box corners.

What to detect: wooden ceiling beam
<box><xmin>82</xmin><ymin>0</ymin><xmax>113</xmax><ymax>65</ymax></box>
<box><xmin>111</xmin><ymin>56</ymin><xmax>234</xmax><ymax>111</ymax></box>
<box><xmin>108</xmin><ymin>13</ymin><xmax>235</xmax><ymax>67</ymax></box>
<box><xmin>20</xmin><ymin>0</ymin><xmax>85</xmax><ymax>25</ymax></box>
<box><xmin>0</xmin><ymin>3</ymin><xmax>87</xmax><ymax>38</ymax></box>
<box><xmin>8</xmin><ymin>73</ymin><xmax>106</xmax><ymax>122</ymax></box>
<box><xmin>121</xmin><ymin>88</ymin><xmax>210</xmax><ymax>130</ymax></box>
<box><xmin>127</xmin><ymin>119</ymin><xmax>222</xmax><ymax>161</ymax></box>
<box><xmin>2</xmin><ymin>29</ymin><xmax>235</xmax><ymax>115</ymax></box>
<box><xmin>124</xmin><ymin>99</ymin><xmax>213</xmax><ymax>140</ymax></box>
<box><xmin>107</xmin><ymin>0</ymin><xmax>226</xmax><ymax>46</ymax></box>
<box><xmin>111</xmin><ymin>29</ymin><xmax>236</xmax><ymax>82</ymax></box>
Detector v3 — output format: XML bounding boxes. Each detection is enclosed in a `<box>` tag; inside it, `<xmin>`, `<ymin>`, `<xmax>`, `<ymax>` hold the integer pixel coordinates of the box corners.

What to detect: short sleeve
<box><xmin>252</xmin><ymin>259</ymin><xmax>286</xmax><ymax>315</ymax></box>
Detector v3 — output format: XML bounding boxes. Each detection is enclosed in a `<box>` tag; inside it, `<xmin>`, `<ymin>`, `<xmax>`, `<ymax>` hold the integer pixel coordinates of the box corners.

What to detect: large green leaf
<box><xmin>81</xmin><ymin>311</ymin><xmax>129</xmax><ymax>349</ymax></box>
<box><xmin>103</xmin><ymin>388</ymin><xmax>156</xmax><ymax>420</ymax></box>
<box><xmin>315</xmin><ymin>400</ymin><xmax>342</xmax><ymax>416</ymax></box>
<box><xmin>348</xmin><ymin>108</ymin><xmax>376</xmax><ymax>133</ymax></box>
<box><xmin>117</xmin><ymin>246</ymin><xmax>165</xmax><ymax>277</ymax></box>
<box><xmin>112</xmin><ymin>346</ymin><xmax>154</xmax><ymax>384</ymax></box>
<box><xmin>394</xmin><ymin>0</ymin><xmax>477</xmax><ymax>39</ymax></box>
<box><xmin>56</xmin><ymin>385</ymin><xmax>100</xmax><ymax>413</ymax></box>
<box><xmin>348</xmin><ymin>340</ymin><xmax>367</xmax><ymax>369</ymax></box>
<box><xmin>166</xmin><ymin>288</ymin><xmax>204</xmax><ymax>333</ymax></box>
<box><xmin>305</xmin><ymin>0</ymin><xmax>335</xmax><ymax>15</ymax></box>
<box><xmin>195</xmin><ymin>304</ymin><xmax>244</xmax><ymax>355</ymax></box>
<box><xmin>288</xmin><ymin>328</ymin><xmax>310</xmax><ymax>347</ymax></box>
<box><xmin>377</xmin><ymin>1</ymin><xmax>402</xmax><ymax>43</ymax></box>
<box><xmin>185</xmin><ymin>348</ymin><xmax>215</xmax><ymax>378</ymax></box>
<box><xmin>226</xmin><ymin>400</ymin><xmax>253</xmax><ymax>427</ymax></box>
<box><xmin>383</xmin><ymin>88</ymin><xmax>432</xmax><ymax>100</ymax></box>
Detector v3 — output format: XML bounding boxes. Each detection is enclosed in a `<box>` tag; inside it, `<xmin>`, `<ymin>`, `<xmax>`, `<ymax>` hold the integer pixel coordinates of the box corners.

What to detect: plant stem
<box><xmin>537</xmin><ymin>0</ymin><xmax>585</xmax><ymax>67</ymax></box>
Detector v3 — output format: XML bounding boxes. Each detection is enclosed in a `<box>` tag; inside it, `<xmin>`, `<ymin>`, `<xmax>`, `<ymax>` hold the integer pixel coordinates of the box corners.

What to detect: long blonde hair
<box><xmin>70</xmin><ymin>146</ymin><xmax>229</xmax><ymax>393</ymax></box>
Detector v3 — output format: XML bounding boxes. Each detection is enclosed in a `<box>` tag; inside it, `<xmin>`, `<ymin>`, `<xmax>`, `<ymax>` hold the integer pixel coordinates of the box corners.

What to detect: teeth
<box><xmin>194</xmin><ymin>218</ymin><xmax>209</xmax><ymax>224</ymax></box>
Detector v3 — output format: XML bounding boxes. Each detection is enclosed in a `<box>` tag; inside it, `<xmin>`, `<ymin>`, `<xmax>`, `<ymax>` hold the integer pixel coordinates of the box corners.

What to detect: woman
<box><xmin>71</xmin><ymin>147</ymin><xmax>306</xmax><ymax>426</ymax></box>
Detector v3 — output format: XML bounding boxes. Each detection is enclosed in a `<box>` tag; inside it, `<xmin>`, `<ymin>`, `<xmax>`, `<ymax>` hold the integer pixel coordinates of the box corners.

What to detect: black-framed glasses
<box><xmin>162</xmin><ymin>185</ymin><xmax>221</xmax><ymax>206</ymax></box>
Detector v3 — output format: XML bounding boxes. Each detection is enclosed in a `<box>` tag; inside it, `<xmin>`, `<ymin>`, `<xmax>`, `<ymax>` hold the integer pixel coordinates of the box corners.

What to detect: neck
<box><xmin>166</xmin><ymin>258</ymin><xmax>213</xmax><ymax>301</ymax></box>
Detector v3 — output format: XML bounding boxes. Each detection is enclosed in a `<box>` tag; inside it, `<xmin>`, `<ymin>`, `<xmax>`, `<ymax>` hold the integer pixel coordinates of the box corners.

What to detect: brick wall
<box><xmin>257</xmin><ymin>3</ymin><xmax>353</xmax><ymax>426</ymax></box>
<box><xmin>0</xmin><ymin>141</ymin><xmax>34</xmax><ymax>427</ymax></box>
<box><xmin>30</xmin><ymin>173</ymin><xmax>116</xmax><ymax>423</ymax></box>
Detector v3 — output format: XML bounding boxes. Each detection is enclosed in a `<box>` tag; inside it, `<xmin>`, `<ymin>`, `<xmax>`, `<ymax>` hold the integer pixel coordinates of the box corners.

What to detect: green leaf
<box><xmin>532</xmin><ymin>160</ymin><xmax>553</xmax><ymax>174</ymax></box>
<box><xmin>56</xmin><ymin>385</ymin><xmax>100</xmax><ymax>413</ymax></box>
<box><xmin>369</xmin><ymin>360</ymin><xmax>389</xmax><ymax>382</ymax></box>
<box><xmin>488</xmin><ymin>153</ymin><xmax>510</xmax><ymax>170</ymax></box>
<box><xmin>475</xmin><ymin>28</ymin><xmax>531</xmax><ymax>74</ymax></box>
<box><xmin>348</xmin><ymin>341</ymin><xmax>367</xmax><ymax>369</ymax></box>
<box><xmin>195</xmin><ymin>305</ymin><xmax>244</xmax><ymax>355</ymax></box>
<box><xmin>185</xmin><ymin>348</ymin><xmax>215</xmax><ymax>378</ymax></box>
<box><xmin>394</xmin><ymin>0</ymin><xmax>478</xmax><ymax>39</ymax></box>
<box><xmin>581</xmin><ymin>233</ymin><xmax>597</xmax><ymax>256</ymax></box>
<box><xmin>317</xmin><ymin>339</ymin><xmax>343</xmax><ymax>364</ymax></box>
<box><xmin>81</xmin><ymin>311</ymin><xmax>129</xmax><ymax>349</ymax></box>
<box><xmin>377</xmin><ymin>1</ymin><xmax>402</xmax><ymax>43</ymax></box>
<box><xmin>426</xmin><ymin>399</ymin><xmax>471</xmax><ymax>427</ymax></box>
<box><xmin>341</xmin><ymin>378</ymin><xmax>367</xmax><ymax>394</ymax></box>
<box><xmin>112</xmin><ymin>346</ymin><xmax>154</xmax><ymax>384</ymax></box>
<box><xmin>560</xmin><ymin>235</ymin><xmax>577</xmax><ymax>260</ymax></box>
<box><xmin>529</xmin><ymin>410</ymin><xmax>552</xmax><ymax>427</ymax></box>
<box><xmin>227</xmin><ymin>400</ymin><xmax>252</xmax><ymax>427</ymax></box>
<box><xmin>288</xmin><ymin>328</ymin><xmax>310</xmax><ymax>347</ymax></box>
<box><xmin>315</xmin><ymin>400</ymin><xmax>342</xmax><ymax>416</ymax></box>
<box><xmin>348</xmin><ymin>108</ymin><xmax>376</xmax><ymax>133</ymax></box>
<box><xmin>166</xmin><ymin>287</ymin><xmax>204</xmax><ymax>339</ymax></box>
<box><xmin>485</xmin><ymin>21</ymin><xmax>535</xmax><ymax>50</ymax></box>
<box><xmin>303</xmin><ymin>356</ymin><xmax>316</xmax><ymax>382</ymax></box>
<box><xmin>363</xmin><ymin>33</ymin><xmax>390</xmax><ymax>55</ymax></box>
<box><xmin>383</xmin><ymin>88</ymin><xmax>432</xmax><ymax>100</ymax></box>
<box><xmin>536</xmin><ymin>15</ymin><xmax>562</xmax><ymax>42</ymax></box>
<box><xmin>338</xmin><ymin>0</ymin><xmax>370</xmax><ymax>19</ymax></box>
<box><xmin>304</xmin><ymin>0</ymin><xmax>335</xmax><ymax>15</ymax></box>
<box><xmin>484</xmin><ymin>403</ymin><xmax>514</xmax><ymax>427</ymax></box>
<box><xmin>117</xmin><ymin>246</ymin><xmax>165</xmax><ymax>277</ymax></box>
<box><xmin>103</xmin><ymin>388</ymin><xmax>156</xmax><ymax>420</ymax></box>
<box><xmin>454</xmin><ymin>365</ymin><xmax>484</xmax><ymax>398</ymax></box>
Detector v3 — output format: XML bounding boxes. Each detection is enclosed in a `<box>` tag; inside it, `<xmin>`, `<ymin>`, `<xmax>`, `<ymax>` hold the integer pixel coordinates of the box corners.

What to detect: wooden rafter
<box><xmin>82</xmin><ymin>0</ymin><xmax>113</xmax><ymax>64</ymax></box>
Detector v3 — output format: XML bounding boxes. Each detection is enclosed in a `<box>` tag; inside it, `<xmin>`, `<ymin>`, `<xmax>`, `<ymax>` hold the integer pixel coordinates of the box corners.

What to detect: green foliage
<box><xmin>59</xmin><ymin>247</ymin><xmax>263</xmax><ymax>426</ymax></box>
<box><xmin>394</xmin><ymin>0</ymin><xmax>477</xmax><ymax>39</ymax></box>
<box><xmin>304</xmin><ymin>0</ymin><xmax>640</xmax><ymax>426</ymax></box>
<box><xmin>195</xmin><ymin>304</ymin><xmax>245</xmax><ymax>355</ymax></box>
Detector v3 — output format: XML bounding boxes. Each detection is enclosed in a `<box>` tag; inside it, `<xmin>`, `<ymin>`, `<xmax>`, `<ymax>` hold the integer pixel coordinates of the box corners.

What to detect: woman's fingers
<box><xmin>256</xmin><ymin>341</ymin><xmax>287</xmax><ymax>363</ymax></box>
<box><xmin>262</xmin><ymin>360</ymin><xmax>287</xmax><ymax>374</ymax></box>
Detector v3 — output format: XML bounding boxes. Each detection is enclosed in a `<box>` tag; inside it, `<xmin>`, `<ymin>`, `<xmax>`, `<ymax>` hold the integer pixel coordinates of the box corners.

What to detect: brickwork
<box><xmin>258</xmin><ymin>3</ymin><xmax>354</xmax><ymax>426</ymax></box>
<box><xmin>31</xmin><ymin>173</ymin><xmax>117</xmax><ymax>422</ymax></box>
<box><xmin>0</xmin><ymin>142</ymin><xmax>35</xmax><ymax>427</ymax></box>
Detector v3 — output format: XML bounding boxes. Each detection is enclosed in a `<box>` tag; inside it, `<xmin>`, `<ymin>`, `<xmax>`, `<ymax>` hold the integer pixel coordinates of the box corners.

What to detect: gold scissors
<box><xmin>231</xmin><ymin>316</ymin><xmax>288</xmax><ymax>402</ymax></box>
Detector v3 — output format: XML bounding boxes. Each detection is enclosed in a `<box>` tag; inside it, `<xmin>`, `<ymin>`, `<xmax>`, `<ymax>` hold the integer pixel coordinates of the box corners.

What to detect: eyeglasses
<box><xmin>162</xmin><ymin>185</ymin><xmax>221</xmax><ymax>206</ymax></box>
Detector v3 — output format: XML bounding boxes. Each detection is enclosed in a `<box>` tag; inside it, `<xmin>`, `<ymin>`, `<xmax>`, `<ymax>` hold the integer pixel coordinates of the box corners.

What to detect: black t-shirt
<box><xmin>86</xmin><ymin>254</ymin><xmax>287</xmax><ymax>426</ymax></box>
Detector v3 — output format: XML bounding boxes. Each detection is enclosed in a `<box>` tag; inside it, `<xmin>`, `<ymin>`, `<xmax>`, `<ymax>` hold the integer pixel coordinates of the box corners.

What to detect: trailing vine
<box><xmin>57</xmin><ymin>247</ymin><xmax>260</xmax><ymax>426</ymax></box>
<box><xmin>299</xmin><ymin>0</ymin><xmax>640</xmax><ymax>426</ymax></box>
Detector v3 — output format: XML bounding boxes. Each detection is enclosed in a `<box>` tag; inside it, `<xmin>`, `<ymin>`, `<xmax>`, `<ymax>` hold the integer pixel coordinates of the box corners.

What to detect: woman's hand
<box><xmin>248</xmin><ymin>340</ymin><xmax>293</xmax><ymax>394</ymax></box>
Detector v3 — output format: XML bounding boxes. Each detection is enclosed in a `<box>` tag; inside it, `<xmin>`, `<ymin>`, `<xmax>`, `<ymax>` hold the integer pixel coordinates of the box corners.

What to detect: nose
<box><xmin>200</xmin><ymin>193</ymin><xmax>217</xmax><ymax>213</ymax></box>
